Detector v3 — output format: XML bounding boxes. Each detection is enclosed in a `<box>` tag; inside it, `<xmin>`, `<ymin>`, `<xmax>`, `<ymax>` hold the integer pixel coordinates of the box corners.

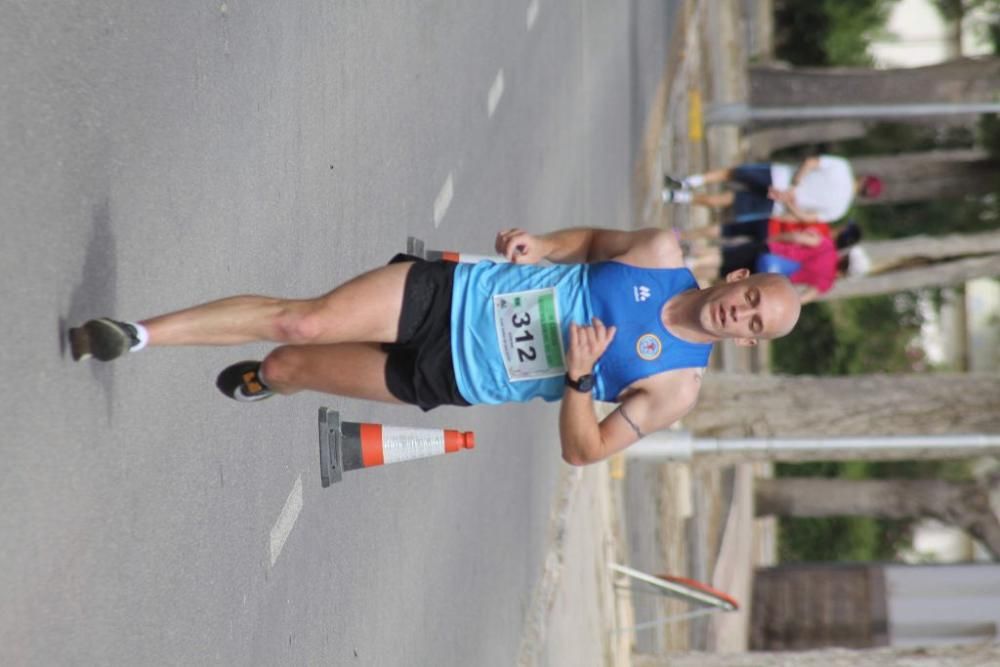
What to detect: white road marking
<box><xmin>526</xmin><ymin>0</ymin><xmax>539</xmax><ymax>30</ymax></box>
<box><xmin>487</xmin><ymin>69</ymin><xmax>505</xmax><ymax>118</ymax></box>
<box><xmin>269</xmin><ymin>475</ymin><xmax>303</xmax><ymax>567</ymax></box>
<box><xmin>433</xmin><ymin>172</ymin><xmax>454</xmax><ymax>227</ymax></box>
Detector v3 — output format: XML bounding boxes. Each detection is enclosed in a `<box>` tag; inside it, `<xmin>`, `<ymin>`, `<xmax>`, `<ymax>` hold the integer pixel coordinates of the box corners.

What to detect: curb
<box><xmin>515</xmin><ymin>466</ymin><xmax>585</xmax><ymax>667</ymax></box>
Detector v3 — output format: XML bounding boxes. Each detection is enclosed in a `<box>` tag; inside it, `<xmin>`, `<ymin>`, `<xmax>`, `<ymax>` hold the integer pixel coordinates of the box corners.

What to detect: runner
<box><xmin>69</xmin><ymin>226</ymin><xmax>801</xmax><ymax>465</ymax></box>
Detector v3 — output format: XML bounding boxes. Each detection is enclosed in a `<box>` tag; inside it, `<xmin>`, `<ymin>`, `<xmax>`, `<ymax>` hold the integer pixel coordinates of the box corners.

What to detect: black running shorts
<box><xmin>721</xmin><ymin>218</ymin><xmax>769</xmax><ymax>242</ymax></box>
<box><xmin>382</xmin><ymin>255</ymin><xmax>470</xmax><ymax>411</ymax></box>
<box><xmin>729</xmin><ymin>163</ymin><xmax>776</xmax><ymax>223</ymax></box>
<box><xmin>720</xmin><ymin>241</ymin><xmax>766</xmax><ymax>278</ymax></box>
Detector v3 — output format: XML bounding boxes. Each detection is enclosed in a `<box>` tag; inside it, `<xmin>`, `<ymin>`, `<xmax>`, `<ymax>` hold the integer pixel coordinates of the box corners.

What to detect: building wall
<box><xmin>885</xmin><ymin>563</ymin><xmax>1000</xmax><ymax>646</ymax></box>
<box><xmin>751</xmin><ymin>563</ymin><xmax>888</xmax><ymax>651</ymax></box>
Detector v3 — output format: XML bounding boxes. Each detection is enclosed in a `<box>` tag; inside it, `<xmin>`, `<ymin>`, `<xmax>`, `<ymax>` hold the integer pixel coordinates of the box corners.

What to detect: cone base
<box><xmin>318</xmin><ymin>407</ymin><xmax>343</xmax><ymax>487</ymax></box>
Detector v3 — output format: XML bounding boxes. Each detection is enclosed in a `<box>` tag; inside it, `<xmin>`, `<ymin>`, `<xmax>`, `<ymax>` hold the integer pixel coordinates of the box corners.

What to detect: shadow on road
<box><xmin>65</xmin><ymin>197</ymin><xmax>118</xmax><ymax>424</ymax></box>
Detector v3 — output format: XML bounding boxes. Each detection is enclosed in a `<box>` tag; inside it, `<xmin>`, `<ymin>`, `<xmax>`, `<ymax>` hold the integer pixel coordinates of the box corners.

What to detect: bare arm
<box><xmin>768</xmin><ymin>156</ymin><xmax>822</xmax><ymax>223</ymax></box>
<box><xmin>770</xmin><ymin>231</ymin><xmax>822</xmax><ymax>247</ymax></box>
<box><xmin>557</xmin><ymin>316</ymin><xmax>618</xmax><ymax>465</ymax></box>
<box><xmin>791</xmin><ymin>156</ymin><xmax>821</xmax><ymax>187</ymax></box>
<box><xmin>559</xmin><ymin>384</ymin><xmax>607</xmax><ymax>465</ymax></box>
<box><xmin>495</xmin><ymin>227</ymin><xmax>680</xmax><ymax>267</ymax></box>
<box><xmin>773</xmin><ymin>195</ymin><xmax>820</xmax><ymax>223</ymax></box>
<box><xmin>561</xmin><ymin>370</ymin><xmax>702</xmax><ymax>465</ymax></box>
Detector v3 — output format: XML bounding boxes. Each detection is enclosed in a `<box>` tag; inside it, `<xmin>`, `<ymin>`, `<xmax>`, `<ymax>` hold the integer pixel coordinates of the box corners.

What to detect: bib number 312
<box><xmin>493</xmin><ymin>288</ymin><xmax>566</xmax><ymax>381</ymax></box>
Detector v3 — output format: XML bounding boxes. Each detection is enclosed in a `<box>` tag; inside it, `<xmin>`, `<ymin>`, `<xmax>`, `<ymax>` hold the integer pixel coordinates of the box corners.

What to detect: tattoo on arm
<box><xmin>617</xmin><ymin>404</ymin><xmax>644</xmax><ymax>439</ymax></box>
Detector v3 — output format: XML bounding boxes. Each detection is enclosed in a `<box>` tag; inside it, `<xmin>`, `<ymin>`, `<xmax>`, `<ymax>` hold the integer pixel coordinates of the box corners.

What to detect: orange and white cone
<box><xmin>318</xmin><ymin>408</ymin><xmax>475</xmax><ymax>486</ymax></box>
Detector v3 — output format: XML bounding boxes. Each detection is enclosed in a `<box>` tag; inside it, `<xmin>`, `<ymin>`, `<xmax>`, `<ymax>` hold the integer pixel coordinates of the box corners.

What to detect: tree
<box><xmin>747</xmin><ymin>120</ymin><xmax>869</xmax><ymax>158</ymax></box>
<box><xmin>823</xmin><ymin>254</ymin><xmax>999</xmax><ymax>300</ymax></box>
<box><xmin>850</xmin><ymin>149</ymin><xmax>1000</xmax><ymax>204</ymax></box>
<box><xmin>686</xmin><ymin>373</ymin><xmax>1000</xmax><ymax>438</ymax></box>
<box><xmin>750</xmin><ymin>57</ymin><xmax>1000</xmax><ymax>108</ymax></box>
<box><xmin>819</xmin><ymin>228</ymin><xmax>1000</xmax><ymax>301</ymax></box>
<box><xmin>855</xmin><ymin>228</ymin><xmax>1000</xmax><ymax>268</ymax></box>
<box><xmin>755</xmin><ymin>477</ymin><xmax>1000</xmax><ymax>558</ymax></box>
<box><xmin>772</xmin><ymin>0</ymin><xmax>892</xmax><ymax>68</ymax></box>
<box><xmin>819</xmin><ymin>228</ymin><xmax>1000</xmax><ymax>300</ymax></box>
<box><xmin>931</xmin><ymin>0</ymin><xmax>966</xmax><ymax>56</ymax></box>
<box><xmin>928</xmin><ymin>1</ymin><xmax>1000</xmax><ymax>57</ymax></box>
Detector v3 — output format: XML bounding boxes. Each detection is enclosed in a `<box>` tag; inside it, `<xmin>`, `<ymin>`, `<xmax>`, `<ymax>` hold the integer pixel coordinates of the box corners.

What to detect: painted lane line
<box><xmin>269</xmin><ymin>475</ymin><xmax>303</xmax><ymax>567</ymax></box>
<box><xmin>433</xmin><ymin>172</ymin><xmax>454</xmax><ymax>227</ymax></box>
<box><xmin>487</xmin><ymin>69</ymin><xmax>505</xmax><ymax>118</ymax></box>
<box><xmin>526</xmin><ymin>0</ymin><xmax>539</xmax><ymax>31</ymax></box>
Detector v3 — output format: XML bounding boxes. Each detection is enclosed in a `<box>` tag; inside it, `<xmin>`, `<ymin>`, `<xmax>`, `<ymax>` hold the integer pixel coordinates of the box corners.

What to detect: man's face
<box><xmin>701</xmin><ymin>271</ymin><xmax>799</xmax><ymax>346</ymax></box>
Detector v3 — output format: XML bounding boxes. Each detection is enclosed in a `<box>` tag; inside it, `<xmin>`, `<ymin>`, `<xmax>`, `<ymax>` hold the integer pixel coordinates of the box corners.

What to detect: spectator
<box><xmin>686</xmin><ymin>221</ymin><xmax>865</xmax><ymax>304</ymax></box>
<box><xmin>663</xmin><ymin>156</ymin><xmax>882</xmax><ymax>224</ymax></box>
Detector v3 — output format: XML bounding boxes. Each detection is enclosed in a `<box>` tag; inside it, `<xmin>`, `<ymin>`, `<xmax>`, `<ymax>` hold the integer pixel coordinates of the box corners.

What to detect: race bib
<box><xmin>492</xmin><ymin>288</ymin><xmax>566</xmax><ymax>381</ymax></box>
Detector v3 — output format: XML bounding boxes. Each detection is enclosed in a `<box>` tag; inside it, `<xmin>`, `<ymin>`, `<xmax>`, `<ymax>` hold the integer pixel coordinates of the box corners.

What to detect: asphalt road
<box><xmin>1</xmin><ymin>1</ymin><xmax>679</xmax><ymax>664</ymax></box>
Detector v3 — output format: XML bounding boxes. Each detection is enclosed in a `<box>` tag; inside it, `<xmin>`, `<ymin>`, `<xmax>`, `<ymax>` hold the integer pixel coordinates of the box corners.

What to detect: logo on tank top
<box><xmin>633</xmin><ymin>285</ymin><xmax>651</xmax><ymax>302</ymax></box>
<box><xmin>636</xmin><ymin>333</ymin><xmax>662</xmax><ymax>361</ymax></box>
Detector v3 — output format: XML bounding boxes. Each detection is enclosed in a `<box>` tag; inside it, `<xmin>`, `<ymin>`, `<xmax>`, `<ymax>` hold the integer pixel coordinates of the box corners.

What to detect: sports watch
<box><xmin>565</xmin><ymin>372</ymin><xmax>595</xmax><ymax>393</ymax></box>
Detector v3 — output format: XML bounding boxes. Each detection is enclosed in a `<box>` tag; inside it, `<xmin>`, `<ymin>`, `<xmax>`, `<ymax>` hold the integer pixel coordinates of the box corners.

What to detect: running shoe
<box><xmin>69</xmin><ymin>318</ymin><xmax>140</xmax><ymax>361</ymax></box>
<box><xmin>662</xmin><ymin>173</ymin><xmax>688</xmax><ymax>190</ymax></box>
<box><xmin>216</xmin><ymin>361</ymin><xmax>274</xmax><ymax>402</ymax></box>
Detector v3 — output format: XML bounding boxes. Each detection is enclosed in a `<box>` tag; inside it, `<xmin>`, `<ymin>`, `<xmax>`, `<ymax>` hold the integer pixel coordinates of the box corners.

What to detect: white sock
<box><xmin>256</xmin><ymin>363</ymin><xmax>271</xmax><ymax>388</ymax></box>
<box><xmin>666</xmin><ymin>189</ymin><xmax>693</xmax><ymax>204</ymax></box>
<box><xmin>128</xmin><ymin>322</ymin><xmax>150</xmax><ymax>351</ymax></box>
<box><xmin>684</xmin><ymin>174</ymin><xmax>706</xmax><ymax>188</ymax></box>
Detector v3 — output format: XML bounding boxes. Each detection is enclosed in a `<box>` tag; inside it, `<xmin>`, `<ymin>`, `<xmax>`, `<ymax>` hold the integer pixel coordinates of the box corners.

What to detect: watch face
<box><xmin>566</xmin><ymin>372</ymin><xmax>594</xmax><ymax>392</ymax></box>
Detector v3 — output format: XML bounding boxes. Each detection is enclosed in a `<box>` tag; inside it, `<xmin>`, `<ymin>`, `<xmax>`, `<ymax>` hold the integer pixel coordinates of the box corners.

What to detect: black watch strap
<box><xmin>565</xmin><ymin>373</ymin><xmax>594</xmax><ymax>393</ymax></box>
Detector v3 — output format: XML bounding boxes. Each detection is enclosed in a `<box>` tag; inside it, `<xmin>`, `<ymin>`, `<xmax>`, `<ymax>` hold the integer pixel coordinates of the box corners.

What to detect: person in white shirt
<box><xmin>662</xmin><ymin>155</ymin><xmax>882</xmax><ymax>224</ymax></box>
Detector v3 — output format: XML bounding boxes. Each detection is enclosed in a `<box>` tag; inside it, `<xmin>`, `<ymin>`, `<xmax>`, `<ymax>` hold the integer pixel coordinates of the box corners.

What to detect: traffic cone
<box><xmin>318</xmin><ymin>408</ymin><xmax>475</xmax><ymax>487</ymax></box>
<box><xmin>405</xmin><ymin>236</ymin><xmax>425</xmax><ymax>258</ymax></box>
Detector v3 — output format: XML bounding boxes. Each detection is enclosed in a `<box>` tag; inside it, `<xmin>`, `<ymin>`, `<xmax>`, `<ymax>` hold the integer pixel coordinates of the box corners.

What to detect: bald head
<box><xmin>693</xmin><ymin>270</ymin><xmax>803</xmax><ymax>345</ymax></box>
<box><xmin>746</xmin><ymin>273</ymin><xmax>801</xmax><ymax>339</ymax></box>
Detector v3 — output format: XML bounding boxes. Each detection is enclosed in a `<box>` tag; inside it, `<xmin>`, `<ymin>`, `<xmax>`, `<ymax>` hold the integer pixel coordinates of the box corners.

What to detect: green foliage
<box><xmin>771</xmin><ymin>295</ymin><xmax>922</xmax><ymax>376</ymax></box>
<box><xmin>770</xmin><ymin>302</ymin><xmax>839</xmax><ymax>375</ymax></box>
<box><xmin>773</xmin><ymin>0</ymin><xmax>896</xmax><ymax>66</ymax></box>
<box><xmin>773</xmin><ymin>0</ymin><xmax>829</xmax><ymax>65</ymax></box>
<box><xmin>773</xmin><ymin>120</ymin><xmax>980</xmax><ymax>169</ymax></box>
<box><xmin>774</xmin><ymin>457</ymin><xmax>899</xmax><ymax>561</ymax></box>
<box><xmin>852</xmin><ymin>196</ymin><xmax>1000</xmax><ymax>241</ymax></box>
<box><xmin>832</xmin><ymin>295</ymin><xmax>924</xmax><ymax>374</ymax></box>
<box><xmin>831</xmin><ymin>121</ymin><xmax>976</xmax><ymax>158</ymax></box>
<box><xmin>778</xmin><ymin>516</ymin><xmax>889</xmax><ymax>562</ymax></box>
<box><xmin>822</xmin><ymin>0</ymin><xmax>895</xmax><ymax>65</ymax></box>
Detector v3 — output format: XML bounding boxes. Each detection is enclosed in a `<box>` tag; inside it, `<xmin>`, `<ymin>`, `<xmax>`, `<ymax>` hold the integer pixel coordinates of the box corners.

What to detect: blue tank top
<box><xmin>586</xmin><ymin>261</ymin><xmax>713</xmax><ymax>400</ymax></box>
<box><xmin>449</xmin><ymin>261</ymin><xmax>712</xmax><ymax>404</ymax></box>
<box><xmin>450</xmin><ymin>262</ymin><xmax>591</xmax><ymax>404</ymax></box>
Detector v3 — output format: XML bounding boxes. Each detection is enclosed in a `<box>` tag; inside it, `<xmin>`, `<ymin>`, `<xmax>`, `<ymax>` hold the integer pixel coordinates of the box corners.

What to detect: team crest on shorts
<box><xmin>636</xmin><ymin>333</ymin><xmax>662</xmax><ymax>361</ymax></box>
